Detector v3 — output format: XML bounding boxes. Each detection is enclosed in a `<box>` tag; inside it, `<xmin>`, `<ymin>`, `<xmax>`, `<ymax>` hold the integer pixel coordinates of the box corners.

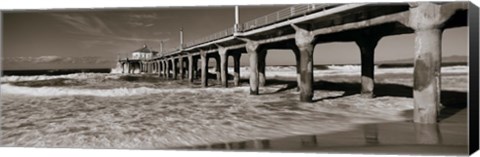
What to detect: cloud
<box><xmin>126</xmin><ymin>13</ymin><xmax>172</xmax><ymax>28</ymax></box>
<box><xmin>50</xmin><ymin>14</ymin><xmax>113</xmax><ymax>36</ymax></box>
<box><xmin>127</xmin><ymin>13</ymin><xmax>158</xmax><ymax>20</ymax></box>
<box><xmin>127</xmin><ymin>21</ymin><xmax>155</xmax><ymax>27</ymax></box>
<box><xmin>3</xmin><ymin>56</ymin><xmax>113</xmax><ymax>65</ymax></box>
<box><xmin>49</xmin><ymin>13</ymin><xmax>170</xmax><ymax>47</ymax></box>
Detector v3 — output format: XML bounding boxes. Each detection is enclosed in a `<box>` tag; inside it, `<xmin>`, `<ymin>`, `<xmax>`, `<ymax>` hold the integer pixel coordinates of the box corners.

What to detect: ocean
<box><xmin>0</xmin><ymin>65</ymin><xmax>469</xmax><ymax>154</ymax></box>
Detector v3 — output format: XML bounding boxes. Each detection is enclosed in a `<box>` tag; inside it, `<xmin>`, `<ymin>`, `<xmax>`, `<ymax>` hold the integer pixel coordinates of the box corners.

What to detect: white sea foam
<box><xmin>237</xmin><ymin>65</ymin><xmax>468</xmax><ymax>78</ymax></box>
<box><xmin>2</xmin><ymin>65</ymin><xmax>468</xmax><ymax>83</ymax></box>
<box><xmin>0</xmin><ymin>84</ymin><xmax>250</xmax><ymax>97</ymax></box>
<box><xmin>1</xmin><ymin>73</ymin><xmax>101</xmax><ymax>82</ymax></box>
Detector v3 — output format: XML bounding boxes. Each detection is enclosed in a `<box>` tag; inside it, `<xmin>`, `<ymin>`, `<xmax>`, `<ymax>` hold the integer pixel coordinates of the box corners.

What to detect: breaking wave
<box><xmin>0</xmin><ymin>84</ymin><xmax>249</xmax><ymax>97</ymax></box>
<box><xmin>2</xmin><ymin>65</ymin><xmax>468</xmax><ymax>83</ymax></box>
<box><xmin>0</xmin><ymin>73</ymin><xmax>120</xmax><ymax>83</ymax></box>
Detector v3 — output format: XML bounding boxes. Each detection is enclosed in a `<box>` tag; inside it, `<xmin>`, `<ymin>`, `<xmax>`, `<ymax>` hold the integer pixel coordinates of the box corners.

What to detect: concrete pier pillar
<box><xmin>153</xmin><ymin>62</ymin><xmax>156</xmax><ymax>73</ymax></box>
<box><xmin>162</xmin><ymin>60</ymin><xmax>166</xmax><ymax>77</ymax></box>
<box><xmin>158</xmin><ymin>61</ymin><xmax>161</xmax><ymax>74</ymax></box>
<box><xmin>414</xmin><ymin>123</ymin><xmax>442</xmax><ymax>144</ymax></box>
<box><xmin>179</xmin><ymin>57</ymin><xmax>185</xmax><ymax>79</ymax></box>
<box><xmin>170</xmin><ymin>58</ymin><xmax>177</xmax><ymax>80</ymax></box>
<box><xmin>149</xmin><ymin>62</ymin><xmax>152</xmax><ymax>73</ymax></box>
<box><xmin>292</xmin><ymin>49</ymin><xmax>301</xmax><ymax>91</ymax></box>
<box><xmin>147</xmin><ymin>62</ymin><xmax>151</xmax><ymax>73</ymax></box>
<box><xmin>172</xmin><ymin>59</ymin><xmax>178</xmax><ymax>80</ymax></box>
<box><xmin>157</xmin><ymin>60</ymin><xmax>165</xmax><ymax>77</ymax></box>
<box><xmin>165</xmin><ymin>60</ymin><xmax>170</xmax><ymax>79</ymax></box>
<box><xmin>143</xmin><ymin>62</ymin><xmax>146</xmax><ymax>73</ymax></box>
<box><xmin>200</xmin><ymin>51</ymin><xmax>209</xmax><ymax>87</ymax></box>
<box><xmin>218</xmin><ymin>47</ymin><xmax>229</xmax><ymax>87</ymax></box>
<box><xmin>408</xmin><ymin>2</ymin><xmax>455</xmax><ymax>123</ymax></box>
<box><xmin>138</xmin><ymin>62</ymin><xmax>142</xmax><ymax>73</ymax></box>
<box><xmin>193</xmin><ymin>57</ymin><xmax>199</xmax><ymax>79</ymax></box>
<box><xmin>154</xmin><ymin>62</ymin><xmax>158</xmax><ymax>73</ymax></box>
<box><xmin>292</xmin><ymin>24</ymin><xmax>315</xmax><ymax>102</ymax></box>
<box><xmin>214</xmin><ymin>55</ymin><xmax>221</xmax><ymax>84</ymax></box>
<box><xmin>127</xmin><ymin>63</ymin><xmax>131</xmax><ymax>74</ymax></box>
<box><xmin>412</xmin><ymin>28</ymin><xmax>443</xmax><ymax>123</ymax></box>
<box><xmin>258</xmin><ymin>50</ymin><xmax>267</xmax><ymax>87</ymax></box>
<box><xmin>233</xmin><ymin>53</ymin><xmax>241</xmax><ymax>86</ymax></box>
<box><xmin>184</xmin><ymin>59</ymin><xmax>189</xmax><ymax>79</ymax></box>
<box><xmin>166</xmin><ymin>60</ymin><xmax>169</xmax><ymax>78</ymax></box>
<box><xmin>121</xmin><ymin>63</ymin><xmax>125</xmax><ymax>73</ymax></box>
<box><xmin>188</xmin><ymin>54</ymin><xmax>194</xmax><ymax>82</ymax></box>
<box><xmin>244</xmin><ymin>40</ymin><xmax>260</xmax><ymax>95</ymax></box>
<box><xmin>152</xmin><ymin>62</ymin><xmax>156</xmax><ymax>73</ymax></box>
<box><xmin>355</xmin><ymin>32</ymin><xmax>381</xmax><ymax>98</ymax></box>
<box><xmin>144</xmin><ymin>62</ymin><xmax>147</xmax><ymax>73</ymax></box>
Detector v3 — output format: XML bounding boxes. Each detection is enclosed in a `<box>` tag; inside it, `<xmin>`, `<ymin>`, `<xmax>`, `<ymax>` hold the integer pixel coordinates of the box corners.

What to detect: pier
<box><xmin>119</xmin><ymin>2</ymin><xmax>469</xmax><ymax>124</ymax></box>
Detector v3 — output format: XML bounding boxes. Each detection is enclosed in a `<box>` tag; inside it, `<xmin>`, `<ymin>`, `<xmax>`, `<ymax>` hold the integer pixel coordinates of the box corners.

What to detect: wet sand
<box><xmin>183</xmin><ymin>109</ymin><xmax>467</xmax><ymax>155</ymax></box>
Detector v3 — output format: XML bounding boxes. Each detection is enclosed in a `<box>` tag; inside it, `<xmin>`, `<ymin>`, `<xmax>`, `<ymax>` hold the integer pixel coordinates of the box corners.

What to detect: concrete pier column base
<box><xmin>214</xmin><ymin>55</ymin><xmax>221</xmax><ymax>84</ymax></box>
<box><xmin>258</xmin><ymin>50</ymin><xmax>267</xmax><ymax>87</ymax></box>
<box><xmin>233</xmin><ymin>53</ymin><xmax>241</xmax><ymax>86</ymax></box>
<box><xmin>127</xmin><ymin>63</ymin><xmax>131</xmax><ymax>74</ymax></box>
<box><xmin>219</xmin><ymin>47</ymin><xmax>229</xmax><ymax>87</ymax></box>
<box><xmin>200</xmin><ymin>51</ymin><xmax>209</xmax><ymax>87</ymax></box>
<box><xmin>244</xmin><ymin>40</ymin><xmax>260</xmax><ymax>95</ymax></box>
<box><xmin>412</xmin><ymin>28</ymin><xmax>442</xmax><ymax>124</ymax></box>
<box><xmin>355</xmin><ymin>32</ymin><xmax>381</xmax><ymax>98</ymax></box>
<box><xmin>157</xmin><ymin>60</ymin><xmax>165</xmax><ymax>77</ymax></box>
<box><xmin>172</xmin><ymin>59</ymin><xmax>178</xmax><ymax>80</ymax></box>
<box><xmin>414</xmin><ymin>123</ymin><xmax>442</xmax><ymax>144</ymax></box>
<box><xmin>188</xmin><ymin>54</ymin><xmax>194</xmax><ymax>82</ymax></box>
<box><xmin>293</xmin><ymin>49</ymin><xmax>301</xmax><ymax>91</ymax></box>
<box><xmin>165</xmin><ymin>60</ymin><xmax>170</xmax><ymax>79</ymax></box>
<box><xmin>407</xmin><ymin>2</ymin><xmax>456</xmax><ymax>124</ymax></box>
<box><xmin>179</xmin><ymin>57</ymin><xmax>184</xmax><ymax>79</ymax></box>
<box><xmin>292</xmin><ymin>24</ymin><xmax>315</xmax><ymax>102</ymax></box>
<box><xmin>193</xmin><ymin>57</ymin><xmax>199</xmax><ymax>79</ymax></box>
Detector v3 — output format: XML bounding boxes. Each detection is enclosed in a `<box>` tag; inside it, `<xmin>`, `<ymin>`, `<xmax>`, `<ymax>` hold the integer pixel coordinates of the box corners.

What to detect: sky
<box><xmin>1</xmin><ymin>4</ymin><xmax>468</xmax><ymax>70</ymax></box>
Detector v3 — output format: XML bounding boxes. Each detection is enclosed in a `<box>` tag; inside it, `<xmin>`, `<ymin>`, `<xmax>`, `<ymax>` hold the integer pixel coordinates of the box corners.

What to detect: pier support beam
<box><xmin>408</xmin><ymin>2</ymin><xmax>456</xmax><ymax>124</ymax></box>
<box><xmin>172</xmin><ymin>59</ymin><xmax>178</xmax><ymax>80</ymax></box>
<box><xmin>127</xmin><ymin>62</ymin><xmax>131</xmax><ymax>74</ymax></box>
<box><xmin>150</xmin><ymin>62</ymin><xmax>153</xmax><ymax>73</ymax></box>
<box><xmin>292</xmin><ymin>24</ymin><xmax>315</xmax><ymax>102</ymax></box>
<box><xmin>244</xmin><ymin>39</ymin><xmax>261</xmax><ymax>95</ymax></box>
<box><xmin>214</xmin><ymin>55</ymin><xmax>221</xmax><ymax>84</ymax></box>
<box><xmin>153</xmin><ymin>61</ymin><xmax>156</xmax><ymax>73</ymax></box>
<box><xmin>157</xmin><ymin>60</ymin><xmax>165</xmax><ymax>77</ymax></box>
<box><xmin>165</xmin><ymin>60</ymin><xmax>170</xmax><ymax>79</ymax></box>
<box><xmin>233</xmin><ymin>53</ymin><xmax>242</xmax><ymax>86</ymax></box>
<box><xmin>188</xmin><ymin>54</ymin><xmax>194</xmax><ymax>82</ymax></box>
<box><xmin>258</xmin><ymin>50</ymin><xmax>267</xmax><ymax>87</ymax></box>
<box><xmin>193</xmin><ymin>57</ymin><xmax>199</xmax><ymax>79</ymax></box>
<box><xmin>292</xmin><ymin>49</ymin><xmax>301</xmax><ymax>91</ymax></box>
<box><xmin>148</xmin><ymin>62</ymin><xmax>152</xmax><ymax>73</ymax></box>
<box><xmin>218</xmin><ymin>47</ymin><xmax>229</xmax><ymax>87</ymax></box>
<box><xmin>200</xmin><ymin>51</ymin><xmax>209</xmax><ymax>87</ymax></box>
<box><xmin>121</xmin><ymin>63</ymin><xmax>125</xmax><ymax>73</ymax></box>
<box><xmin>355</xmin><ymin>31</ymin><xmax>382</xmax><ymax>98</ymax></box>
<box><xmin>179</xmin><ymin>57</ymin><xmax>185</xmax><ymax>79</ymax></box>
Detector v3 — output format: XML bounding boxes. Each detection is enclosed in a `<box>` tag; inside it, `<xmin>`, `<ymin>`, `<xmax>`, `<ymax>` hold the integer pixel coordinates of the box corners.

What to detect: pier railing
<box><xmin>242</xmin><ymin>4</ymin><xmax>338</xmax><ymax>31</ymax></box>
<box><xmin>159</xmin><ymin>3</ymin><xmax>340</xmax><ymax>57</ymax></box>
